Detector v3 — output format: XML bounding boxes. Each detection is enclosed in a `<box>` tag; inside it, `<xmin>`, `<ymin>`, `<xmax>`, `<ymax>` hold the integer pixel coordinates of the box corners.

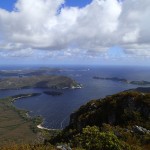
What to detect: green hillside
<box><xmin>0</xmin><ymin>75</ymin><xmax>81</xmax><ymax>90</ymax></box>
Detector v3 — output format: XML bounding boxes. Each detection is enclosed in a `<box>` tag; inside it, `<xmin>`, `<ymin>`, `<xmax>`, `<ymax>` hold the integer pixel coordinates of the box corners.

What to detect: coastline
<box><xmin>37</xmin><ymin>124</ymin><xmax>59</xmax><ymax>131</ymax></box>
<box><xmin>37</xmin><ymin>124</ymin><xmax>51</xmax><ymax>130</ymax></box>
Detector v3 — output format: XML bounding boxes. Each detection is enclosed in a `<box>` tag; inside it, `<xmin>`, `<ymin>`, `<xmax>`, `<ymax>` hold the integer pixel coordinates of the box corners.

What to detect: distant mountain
<box><xmin>0</xmin><ymin>68</ymin><xmax>61</xmax><ymax>77</ymax></box>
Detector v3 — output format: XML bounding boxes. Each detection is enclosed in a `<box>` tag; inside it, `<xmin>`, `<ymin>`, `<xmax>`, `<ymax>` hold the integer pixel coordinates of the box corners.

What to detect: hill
<box><xmin>0</xmin><ymin>75</ymin><xmax>81</xmax><ymax>90</ymax></box>
<box><xmin>68</xmin><ymin>91</ymin><xmax>150</xmax><ymax>130</ymax></box>
<box><xmin>128</xmin><ymin>87</ymin><xmax>150</xmax><ymax>93</ymax></box>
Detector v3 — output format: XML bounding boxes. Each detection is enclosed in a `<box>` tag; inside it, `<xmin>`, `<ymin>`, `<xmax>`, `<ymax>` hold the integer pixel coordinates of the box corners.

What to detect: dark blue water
<box><xmin>0</xmin><ymin>65</ymin><xmax>150</xmax><ymax>129</ymax></box>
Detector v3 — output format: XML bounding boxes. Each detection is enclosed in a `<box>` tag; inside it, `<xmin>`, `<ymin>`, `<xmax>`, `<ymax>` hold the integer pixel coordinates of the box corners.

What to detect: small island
<box><xmin>93</xmin><ymin>76</ymin><xmax>150</xmax><ymax>85</ymax></box>
<box><xmin>43</xmin><ymin>91</ymin><xmax>63</xmax><ymax>96</ymax></box>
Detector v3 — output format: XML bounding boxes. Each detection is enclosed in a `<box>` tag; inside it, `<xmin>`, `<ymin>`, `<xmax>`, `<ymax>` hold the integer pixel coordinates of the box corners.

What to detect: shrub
<box><xmin>72</xmin><ymin>126</ymin><xmax>128</xmax><ymax>150</ymax></box>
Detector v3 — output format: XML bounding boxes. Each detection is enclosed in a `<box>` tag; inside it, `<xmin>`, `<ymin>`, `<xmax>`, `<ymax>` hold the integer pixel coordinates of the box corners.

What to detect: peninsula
<box><xmin>0</xmin><ymin>75</ymin><xmax>81</xmax><ymax>90</ymax></box>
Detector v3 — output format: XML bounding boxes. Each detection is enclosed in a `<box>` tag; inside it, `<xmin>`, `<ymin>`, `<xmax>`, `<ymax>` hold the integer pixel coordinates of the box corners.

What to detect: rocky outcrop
<box><xmin>132</xmin><ymin>125</ymin><xmax>150</xmax><ymax>134</ymax></box>
<box><xmin>56</xmin><ymin>145</ymin><xmax>72</xmax><ymax>150</ymax></box>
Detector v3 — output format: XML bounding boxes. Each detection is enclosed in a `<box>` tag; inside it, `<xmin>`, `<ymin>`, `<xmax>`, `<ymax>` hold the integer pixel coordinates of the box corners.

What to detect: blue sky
<box><xmin>0</xmin><ymin>0</ymin><xmax>17</xmax><ymax>11</ymax></box>
<box><xmin>65</xmin><ymin>0</ymin><xmax>92</xmax><ymax>8</ymax></box>
<box><xmin>0</xmin><ymin>0</ymin><xmax>149</xmax><ymax>66</ymax></box>
<box><xmin>0</xmin><ymin>0</ymin><xmax>92</xmax><ymax>11</ymax></box>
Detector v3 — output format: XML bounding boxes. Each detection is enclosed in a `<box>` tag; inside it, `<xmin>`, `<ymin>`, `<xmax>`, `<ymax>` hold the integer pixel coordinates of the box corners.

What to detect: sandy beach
<box><xmin>37</xmin><ymin>124</ymin><xmax>58</xmax><ymax>131</ymax></box>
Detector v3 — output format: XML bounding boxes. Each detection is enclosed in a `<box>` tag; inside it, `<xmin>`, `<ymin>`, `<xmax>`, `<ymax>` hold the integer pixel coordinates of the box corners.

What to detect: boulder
<box><xmin>132</xmin><ymin>125</ymin><xmax>150</xmax><ymax>134</ymax></box>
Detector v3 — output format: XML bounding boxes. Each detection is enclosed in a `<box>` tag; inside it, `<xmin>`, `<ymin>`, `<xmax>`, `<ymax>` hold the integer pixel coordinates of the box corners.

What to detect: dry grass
<box><xmin>0</xmin><ymin>99</ymin><xmax>37</xmax><ymax>146</ymax></box>
<box><xmin>0</xmin><ymin>144</ymin><xmax>55</xmax><ymax>150</ymax></box>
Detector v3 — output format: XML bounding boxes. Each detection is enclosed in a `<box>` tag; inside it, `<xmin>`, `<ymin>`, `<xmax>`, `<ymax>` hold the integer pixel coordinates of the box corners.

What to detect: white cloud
<box><xmin>0</xmin><ymin>0</ymin><xmax>150</xmax><ymax>58</ymax></box>
<box><xmin>122</xmin><ymin>29</ymin><xmax>139</xmax><ymax>43</ymax></box>
<box><xmin>0</xmin><ymin>48</ymin><xmax>33</xmax><ymax>57</ymax></box>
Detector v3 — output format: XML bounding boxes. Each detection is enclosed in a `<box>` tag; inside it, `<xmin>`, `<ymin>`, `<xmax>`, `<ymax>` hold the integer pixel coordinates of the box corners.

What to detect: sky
<box><xmin>0</xmin><ymin>0</ymin><xmax>150</xmax><ymax>66</ymax></box>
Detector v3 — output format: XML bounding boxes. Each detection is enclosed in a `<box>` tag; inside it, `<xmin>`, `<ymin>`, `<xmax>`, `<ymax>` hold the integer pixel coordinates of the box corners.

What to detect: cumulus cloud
<box><xmin>0</xmin><ymin>0</ymin><xmax>150</xmax><ymax>58</ymax></box>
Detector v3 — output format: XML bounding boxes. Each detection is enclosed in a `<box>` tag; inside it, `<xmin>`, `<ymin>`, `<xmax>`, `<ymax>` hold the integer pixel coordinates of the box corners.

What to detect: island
<box><xmin>43</xmin><ymin>91</ymin><xmax>63</xmax><ymax>96</ymax></box>
<box><xmin>0</xmin><ymin>75</ymin><xmax>82</xmax><ymax>90</ymax></box>
<box><xmin>93</xmin><ymin>76</ymin><xmax>150</xmax><ymax>85</ymax></box>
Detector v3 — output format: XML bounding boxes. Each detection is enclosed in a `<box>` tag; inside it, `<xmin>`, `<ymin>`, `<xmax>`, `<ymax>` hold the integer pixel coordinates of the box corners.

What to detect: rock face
<box><xmin>56</xmin><ymin>145</ymin><xmax>72</xmax><ymax>150</ymax></box>
<box><xmin>68</xmin><ymin>92</ymin><xmax>150</xmax><ymax>131</ymax></box>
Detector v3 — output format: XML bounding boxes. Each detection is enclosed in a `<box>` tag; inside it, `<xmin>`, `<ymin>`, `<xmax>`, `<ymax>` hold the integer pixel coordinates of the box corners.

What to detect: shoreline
<box><xmin>37</xmin><ymin>124</ymin><xmax>59</xmax><ymax>131</ymax></box>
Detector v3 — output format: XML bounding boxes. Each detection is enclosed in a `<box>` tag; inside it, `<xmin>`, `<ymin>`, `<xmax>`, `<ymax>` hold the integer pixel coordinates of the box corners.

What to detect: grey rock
<box><xmin>56</xmin><ymin>145</ymin><xmax>72</xmax><ymax>150</ymax></box>
<box><xmin>133</xmin><ymin>125</ymin><xmax>150</xmax><ymax>134</ymax></box>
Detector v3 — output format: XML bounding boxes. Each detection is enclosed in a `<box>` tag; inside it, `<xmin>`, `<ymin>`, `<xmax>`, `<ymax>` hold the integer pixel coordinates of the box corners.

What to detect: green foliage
<box><xmin>72</xmin><ymin>126</ymin><xmax>128</xmax><ymax>150</ymax></box>
<box><xmin>100</xmin><ymin>124</ymin><xmax>143</xmax><ymax>149</ymax></box>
